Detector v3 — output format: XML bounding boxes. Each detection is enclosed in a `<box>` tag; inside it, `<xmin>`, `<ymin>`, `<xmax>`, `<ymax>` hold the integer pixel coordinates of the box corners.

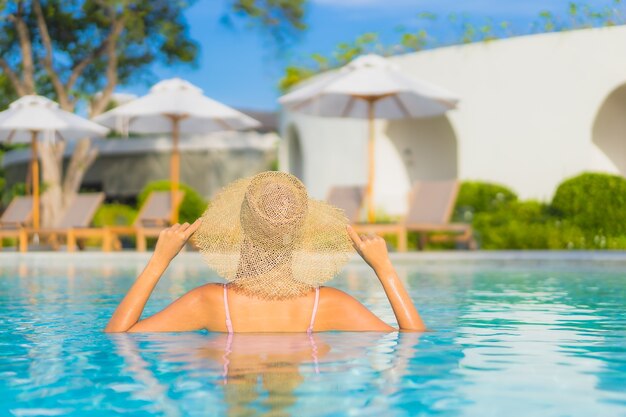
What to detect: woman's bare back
<box><xmin>105</xmin><ymin>222</ymin><xmax>425</xmax><ymax>333</ymax></box>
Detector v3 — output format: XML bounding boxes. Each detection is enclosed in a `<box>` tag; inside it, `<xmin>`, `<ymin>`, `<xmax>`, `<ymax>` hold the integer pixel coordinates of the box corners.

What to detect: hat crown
<box><xmin>241</xmin><ymin>172</ymin><xmax>308</xmax><ymax>246</ymax></box>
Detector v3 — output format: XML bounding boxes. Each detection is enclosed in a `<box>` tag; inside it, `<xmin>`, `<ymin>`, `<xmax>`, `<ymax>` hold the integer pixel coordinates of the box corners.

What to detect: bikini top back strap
<box><xmin>307</xmin><ymin>287</ymin><xmax>320</xmax><ymax>334</ymax></box>
<box><xmin>223</xmin><ymin>284</ymin><xmax>233</xmax><ymax>333</ymax></box>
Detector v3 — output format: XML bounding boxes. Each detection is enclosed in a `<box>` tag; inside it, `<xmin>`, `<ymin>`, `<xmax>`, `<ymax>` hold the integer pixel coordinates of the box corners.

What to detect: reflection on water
<box><xmin>110</xmin><ymin>332</ymin><xmax>423</xmax><ymax>417</ymax></box>
<box><xmin>0</xmin><ymin>255</ymin><xmax>625</xmax><ymax>416</ymax></box>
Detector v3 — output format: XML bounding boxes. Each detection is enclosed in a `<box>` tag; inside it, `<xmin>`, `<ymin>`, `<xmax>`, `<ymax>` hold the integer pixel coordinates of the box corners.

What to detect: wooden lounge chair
<box><xmin>0</xmin><ymin>196</ymin><xmax>32</xmax><ymax>252</ymax></box>
<box><xmin>25</xmin><ymin>193</ymin><xmax>110</xmax><ymax>251</ymax></box>
<box><xmin>109</xmin><ymin>191</ymin><xmax>185</xmax><ymax>252</ymax></box>
<box><xmin>327</xmin><ymin>185</ymin><xmax>409</xmax><ymax>251</ymax></box>
<box><xmin>327</xmin><ymin>186</ymin><xmax>366</xmax><ymax>224</ymax></box>
<box><xmin>347</xmin><ymin>180</ymin><xmax>473</xmax><ymax>251</ymax></box>
<box><xmin>403</xmin><ymin>180</ymin><xmax>474</xmax><ymax>250</ymax></box>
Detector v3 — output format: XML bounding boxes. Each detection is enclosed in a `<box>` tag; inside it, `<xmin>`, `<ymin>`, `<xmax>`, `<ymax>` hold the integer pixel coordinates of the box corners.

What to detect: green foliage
<box><xmin>400</xmin><ymin>30</ymin><xmax>428</xmax><ymax>51</ymax></box>
<box><xmin>459</xmin><ymin>174</ymin><xmax>626</xmax><ymax>249</ymax></box>
<box><xmin>551</xmin><ymin>172</ymin><xmax>626</xmax><ymax>235</ymax></box>
<box><xmin>280</xmin><ymin>1</ymin><xmax>626</xmax><ymax>91</ymax></box>
<box><xmin>471</xmin><ymin>199</ymin><xmax>626</xmax><ymax>250</ymax></box>
<box><xmin>374</xmin><ymin>209</ymin><xmax>402</xmax><ymax>224</ymax></box>
<box><xmin>93</xmin><ymin>204</ymin><xmax>137</xmax><ymax>227</ymax></box>
<box><xmin>279</xmin><ymin>32</ymin><xmax>390</xmax><ymax>91</ymax></box>
<box><xmin>0</xmin><ymin>0</ymin><xmax>199</xmax><ymax>110</ymax></box>
<box><xmin>279</xmin><ymin>66</ymin><xmax>317</xmax><ymax>92</ymax></box>
<box><xmin>1</xmin><ymin>182</ymin><xmax>27</xmax><ymax>209</ymax></box>
<box><xmin>230</xmin><ymin>0</ymin><xmax>307</xmax><ymax>42</ymax></box>
<box><xmin>454</xmin><ymin>181</ymin><xmax>518</xmax><ymax>222</ymax></box>
<box><xmin>138</xmin><ymin>181</ymin><xmax>207</xmax><ymax>224</ymax></box>
<box><xmin>268</xmin><ymin>157</ymin><xmax>279</xmax><ymax>171</ymax></box>
<box><xmin>472</xmin><ymin>201</ymin><xmax>582</xmax><ymax>249</ymax></box>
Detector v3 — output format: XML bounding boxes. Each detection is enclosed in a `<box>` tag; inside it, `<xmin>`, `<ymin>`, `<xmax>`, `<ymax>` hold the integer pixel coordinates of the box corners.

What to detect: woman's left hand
<box><xmin>153</xmin><ymin>219</ymin><xmax>202</xmax><ymax>265</ymax></box>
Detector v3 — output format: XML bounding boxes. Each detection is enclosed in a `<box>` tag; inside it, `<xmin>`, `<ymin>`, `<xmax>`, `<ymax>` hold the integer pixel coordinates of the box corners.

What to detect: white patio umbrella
<box><xmin>94</xmin><ymin>78</ymin><xmax>261</xmax><ymax>223</ymax></box>
<box><xmin>279</xmin><ymin>54</ymin><xmax>459</xmax><ymax>223</ymax></box>
<box><xmin>0</xmin><ymin>95</ymin><xmax>109</xmax><ymax>230</ymax></box>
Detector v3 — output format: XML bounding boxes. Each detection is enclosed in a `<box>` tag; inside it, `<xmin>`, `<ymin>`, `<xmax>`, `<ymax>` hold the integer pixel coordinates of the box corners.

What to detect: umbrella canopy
<box><xmin>94</xmin><ymin>78</ymin><xmax>261</xmax><ymax>223</ymax></box>
<box><xmin>0</xmin><ymin>95</ymin><xmax>109</xmax><ymax>143</ymax></box>
<box><xmin>279</xmin><ymin>54</ymin><xmax>459</xmax><ymax>222</ymax></box>
<box><xmin>0</xmin><ymin>95</ymin><xmax>109</xmax><ymax>230</ymax></box>
<box><xmin>94</xmin><ymin>78</ymin><xmax>260</xmax><ymax>134</ymax></box>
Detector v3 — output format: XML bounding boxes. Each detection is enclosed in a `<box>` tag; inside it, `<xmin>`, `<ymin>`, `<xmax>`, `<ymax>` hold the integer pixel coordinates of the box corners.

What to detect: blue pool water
<box><xmin>1</xmin><ymin>252</ymin><xmax>625</xmax><ymax>417</ymax></box>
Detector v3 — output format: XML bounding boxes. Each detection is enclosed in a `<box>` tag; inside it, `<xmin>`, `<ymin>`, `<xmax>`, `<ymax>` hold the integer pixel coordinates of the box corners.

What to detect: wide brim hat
<box><xmin>193</xmin><ymin>171</ymin><xmax>354</xmax><ymax>299</ymax></box>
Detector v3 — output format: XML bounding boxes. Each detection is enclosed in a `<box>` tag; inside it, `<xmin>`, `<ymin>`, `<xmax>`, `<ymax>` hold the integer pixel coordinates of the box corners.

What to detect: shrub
<box><xmin>551</xmin><ymin>172</ymin><xmax>626</xmax><ymax>236</ymax></box>
<box><xmin>454</xmin><ymin>181</ymin><xmax>518</xmax><ymax>223</ymax></box>
<box><xmin>472</xmin><ymin>201</ymin><xmax>588</xmax><ymax>249</ymax></box>
<box><xmin>1</xmin><ymin>182</ymin><xmax>27</xmax><ymax>209</ymax></box>
<box><xmin>93</xmin><ymin>204</ymin><xmax>138</xmax><ymax>227</ymax></box>
<box><xmin>138</xmin><ymin>180</ymin><xmax>207</xmax><ymax>224</ymax></box>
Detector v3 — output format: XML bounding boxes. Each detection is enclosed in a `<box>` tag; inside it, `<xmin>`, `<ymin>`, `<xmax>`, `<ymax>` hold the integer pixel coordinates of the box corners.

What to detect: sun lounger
<box><xmin>24</xmin><ymin>193</ymin><xmax>110</xmax><ymax>251</ymax></box>
<box><xmin>403</xmin><ymin>180</ymin><xmax>474</xmax><ymax>249</ymax></box>
<box><xmin>347</xmin><ymin>180</ymin><xmax>473</xmax><ymax>251</ymax></box>
<box><xmin>327</xmin><ymin>185</ymin><xmax>409</xmax><ymax>251</ymax></box>
<box><xmin>108</xmin><ymin>190</ymin><xmax>185</xmax><ymax>251</ymax></box>
<box><xmin>327</xmin><ymin>186</ymin><xmax>366</xmax><ymax>224</ymax></box>
<box><xmin>0</xmin><ymin>196</ymin><xmax>32</xmax><ymax>252</ymax></box>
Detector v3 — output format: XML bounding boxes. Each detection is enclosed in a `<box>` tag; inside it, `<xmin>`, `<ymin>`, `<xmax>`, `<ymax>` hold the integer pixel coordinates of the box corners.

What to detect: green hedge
<box><xmin>138</xmin><ymin>180</ymin><xmax>207</xmax><ymax>224</ymax></box>
<box><xmin>93</xmin><ymin>204</ymin><xmax>138</xmax><ymax>227</ymax></box>
<box><xmin>455</xmin><ymin>174</ymin><xmax>626</xmax><ymax>250</ymax></box>
<box><xmin>454</xmin><ymin>181</ymin><xmax>517</xmax><ymax>222</ymax></box>
<box><xmin>472</xmin><ymin>201</ymin><xmax>587</xmax><ymax>249</ymax></box>
<box><xmin>551</xmin><ymin>172</ymin><xmax>626</xmax><ymax>236</ymax></box>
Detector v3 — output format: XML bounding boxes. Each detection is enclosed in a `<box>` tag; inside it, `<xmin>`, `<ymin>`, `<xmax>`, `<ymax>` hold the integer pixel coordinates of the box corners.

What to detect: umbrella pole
<box><xmin>366</xmin><ymin>100</ymin><xmax>376</xmax><ymax>223</ymax></box>
<box><xmin>170</xmin><ymin>116</ymin><xmax>180</xmax><ymax>225</ymax></box>
<box><xmin>31</xmin><ymin>131</ymin><xmax>40</xmax><ymax>230</ymax></box>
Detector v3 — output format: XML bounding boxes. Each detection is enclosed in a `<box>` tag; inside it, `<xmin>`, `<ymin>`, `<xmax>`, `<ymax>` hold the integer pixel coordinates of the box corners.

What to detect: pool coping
<box><xmin>3</xmin><ymin>250</ymin><xmax>626</xmax><ymax>263</ymax></box>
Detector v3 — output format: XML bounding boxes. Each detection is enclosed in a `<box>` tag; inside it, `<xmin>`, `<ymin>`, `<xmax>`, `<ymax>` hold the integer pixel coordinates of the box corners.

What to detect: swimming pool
<box><xmin>1</xmin><ymin>252</ymin><xmax>625</xmax><ymax>417</ymax></box>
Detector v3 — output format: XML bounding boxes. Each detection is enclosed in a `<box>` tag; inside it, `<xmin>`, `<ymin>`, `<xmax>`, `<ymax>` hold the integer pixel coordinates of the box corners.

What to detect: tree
<box><xmin>229</xmin><ymin>0</ymin><xmax>307</xmax><ymax>44</ymax></box>
<box><xmin>0</xmin><ymin>0</ymin><xmax>307</xmax><ymax>226</ymax></box>
<box><xmin>279</xmin><ymin>32</ymin><xmax>385</xmax><ymax>92</ymax></box>
<box><xmin>0</xmin><ymin>0</ymin><xmax>199</xmax><ymax>226</ymax></box>
<box><xmin>279</xmin><ymin>1</ymin><xmax>626</xmax><ymax>92</ymax></box>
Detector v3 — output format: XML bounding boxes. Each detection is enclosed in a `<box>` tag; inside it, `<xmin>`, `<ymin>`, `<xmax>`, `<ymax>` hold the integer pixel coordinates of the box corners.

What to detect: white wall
<box><xmin>280</xmin><ymin>26</ymin><xmax>626</xmax><ymax>213</ymax></box>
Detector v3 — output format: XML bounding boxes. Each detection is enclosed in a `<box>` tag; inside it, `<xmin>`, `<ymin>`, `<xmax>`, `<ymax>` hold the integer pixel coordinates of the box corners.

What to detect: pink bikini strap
<box><xmin>223</xmin><ymin>284</ymin><xmax>233</xmax><ymax>334</ymax></box>
<box><xmin>307</xmin><ymin>287</ymin><xmax>320</xmax><ymax>334</ymax></box>
<box><xmin>221</xmin><ymin>332</ymin><xmax>233</xmax><ymax>384</ymax></box>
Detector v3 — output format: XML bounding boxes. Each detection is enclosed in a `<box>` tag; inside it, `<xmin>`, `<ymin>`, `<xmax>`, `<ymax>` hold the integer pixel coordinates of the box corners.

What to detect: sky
<box><xmin>121</xmin><ymin>0</ymin><xmax>620</xmax><ymax>111</ymax></box>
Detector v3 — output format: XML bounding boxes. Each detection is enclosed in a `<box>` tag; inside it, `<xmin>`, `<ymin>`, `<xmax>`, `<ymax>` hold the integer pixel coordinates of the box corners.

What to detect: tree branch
<box><xmin>10</xmin><ymin>4</ymin><xmax>35</xmax><ymax>94</ymax></box>
<box><xmin>89</xmin><ymin>18</ymin><xmax>125</xmax><ymax>117</ymax></box>
<box><xmin>0</xmin><ymin>56</ymin><xmax>26</xmax><ymax>96</ymax></box>
<box><xmin>65</xmin><ymin>40</ymin><xmax>110</xmax><ymax>92</ymax></box>
<box><xmin>33</xmin><ymin>0</ymin><xmax>71</xmax><ymax>109</ymax></box>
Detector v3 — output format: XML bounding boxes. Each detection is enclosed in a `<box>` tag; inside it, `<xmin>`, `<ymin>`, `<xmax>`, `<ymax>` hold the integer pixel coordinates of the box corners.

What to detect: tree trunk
<box><xmin>62</xmin><ymin>138</ymin><xmax>99</xmax><ymax>207</ymax></box>
<box><xmin>39</xmin><ymin>141</ymin><xmax>65</xmax><ymax>228</ymax></box>
<box><xmin>39</xmin><ymin>138</ymin><xmax>99</xmax><ymax>227</ymax></box>
<box><xmin>6</xmin><ymin>2</ymin><xmax>109</xmax><ymax>229</ymax></box>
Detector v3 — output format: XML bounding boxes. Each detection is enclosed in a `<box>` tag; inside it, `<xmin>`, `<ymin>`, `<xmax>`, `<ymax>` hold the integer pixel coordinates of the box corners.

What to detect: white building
<box><xmin>280</xmin><ymin>26</ymin><xmax>626</xmax><ymax>215</ymax></box>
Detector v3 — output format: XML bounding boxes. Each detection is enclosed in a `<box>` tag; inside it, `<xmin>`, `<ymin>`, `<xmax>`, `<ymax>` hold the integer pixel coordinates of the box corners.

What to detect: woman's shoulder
<box><xmin>317</xmin><ymin>286</ymin><xmax>394</xmax><ymax>331</ymax></box>
<box><xmin>186</xmin><ymin>282</ymin><xmax>224</xmax><ymax>304</ymax></box>
<box><xmin>319</xmin><ymin>286</ymin><xmax>364</xmax><ymax>306</ymax></box>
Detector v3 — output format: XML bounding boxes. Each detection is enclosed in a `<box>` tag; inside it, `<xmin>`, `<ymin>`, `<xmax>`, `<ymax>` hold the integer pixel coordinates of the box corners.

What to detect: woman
<box><xmin>105</xmin><ymin>172</ymin><xmax>425</xmax><ymax>333</ymax></box>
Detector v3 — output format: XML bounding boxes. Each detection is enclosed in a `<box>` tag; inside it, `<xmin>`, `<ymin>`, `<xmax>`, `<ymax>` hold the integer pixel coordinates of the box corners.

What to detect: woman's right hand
<box><xmin>347</xmin><ymin>225</ymin><xmax>393</xmax><ymax>273</ymax></box>
<box><xmin>152</xmin><ymin>219</ymin><xmax>202</xmax><ymax>265</ymax></box>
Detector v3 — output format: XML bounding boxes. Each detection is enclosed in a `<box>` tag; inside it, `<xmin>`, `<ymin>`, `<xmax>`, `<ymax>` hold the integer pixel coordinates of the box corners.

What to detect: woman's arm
<box><xmin>347</xmin><ymin>226</ymin><xmax>426</xmax><ymax>332</ymax></box>
<box><xmin>104</xmin><ymin>220</ymin><xmax>201</xmax><ymax>333</ymax></box>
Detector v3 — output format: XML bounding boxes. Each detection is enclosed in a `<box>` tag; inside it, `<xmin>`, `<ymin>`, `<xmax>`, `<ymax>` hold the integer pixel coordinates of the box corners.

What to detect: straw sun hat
<box><xmin>193</xmin><ymin>171</ymin><xmax>354</xmax><ymax>299</ymax></box>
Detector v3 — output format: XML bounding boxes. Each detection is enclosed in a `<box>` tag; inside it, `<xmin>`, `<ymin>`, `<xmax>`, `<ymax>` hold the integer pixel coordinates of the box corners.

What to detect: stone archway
<box><xmin>592</xmin><ymin>83</ymin><xmax>626</xmax><ymax>176</ymax></box>
<box><xmin>385</xmin><ymin>115</ymin><xmax>458</xmax><ymax>184</ymax></box>
<box><xmin>286</xmin><ymin>124</ymin><xmax>304</xmax><ymax>182</ymax></box>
